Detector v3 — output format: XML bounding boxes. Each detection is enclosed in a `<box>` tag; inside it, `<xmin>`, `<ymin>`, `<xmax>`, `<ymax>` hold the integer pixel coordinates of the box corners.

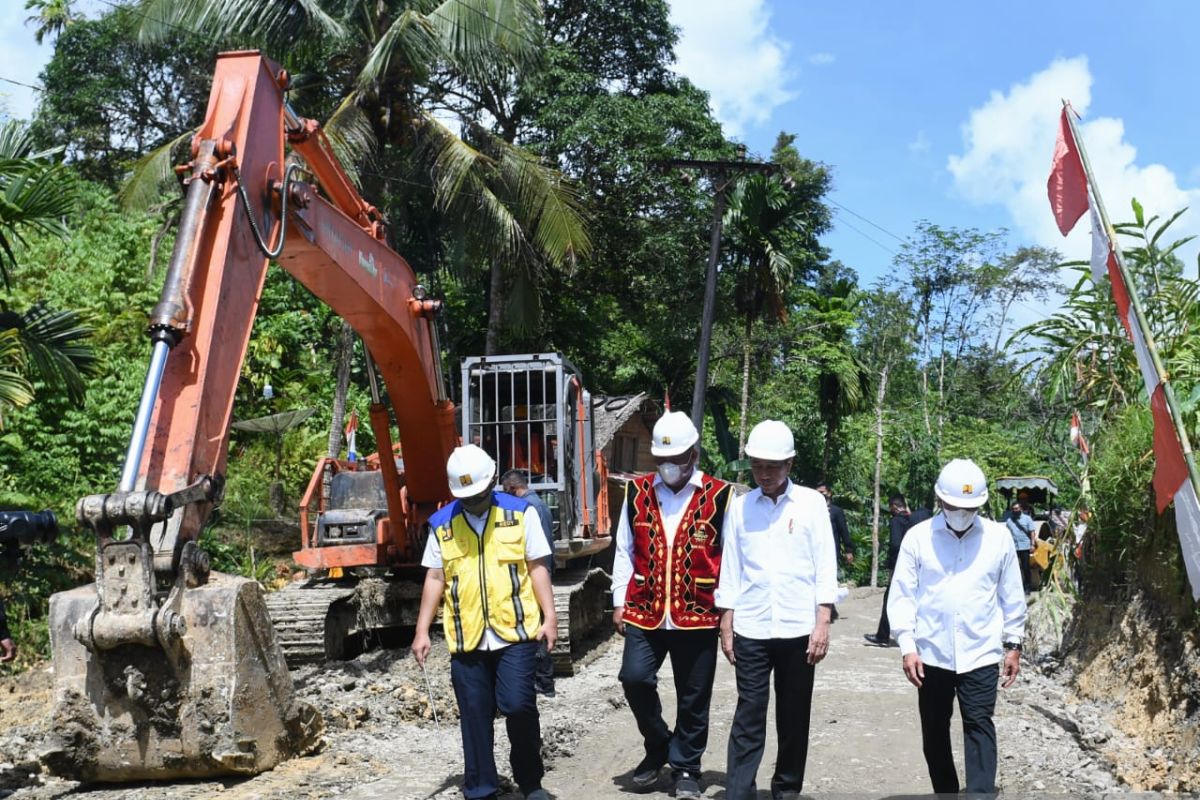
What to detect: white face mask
<box><xmin>943</xmin><ymin>508</ymin><xmax>977</xmax><ymax>532</ymax></box>
<box><xmin>657</xmin><ymin>462</ymin><xmax>685</xmax><ymax>485</ymax></box>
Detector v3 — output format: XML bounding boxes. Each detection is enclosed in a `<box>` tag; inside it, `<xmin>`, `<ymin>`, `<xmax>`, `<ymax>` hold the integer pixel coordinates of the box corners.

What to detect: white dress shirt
<box><xmin>714</xmin><ymin>481</ymin><xmax>838</xmax><ymax>639</ymax></box>
<box><xmin>422</xmin><ymin>501</ymin><xmax>550</xmax><ymax>650</ymax></box>
<box><xmin>888</xmin><ymin>513</ymin><xmax>1027</xmax><ymax>673</ymax></box>
<box><xmin>611</xmin><ymin>469</ymin><xmax>705</xmax><ymax>630</ymax></box>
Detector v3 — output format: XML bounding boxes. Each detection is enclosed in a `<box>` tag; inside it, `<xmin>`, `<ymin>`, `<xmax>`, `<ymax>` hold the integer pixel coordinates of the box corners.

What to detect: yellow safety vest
<box><xmin>433</xmin><ymin>497</ymin><xmax>541</xmax><ymax>653</ymax></box>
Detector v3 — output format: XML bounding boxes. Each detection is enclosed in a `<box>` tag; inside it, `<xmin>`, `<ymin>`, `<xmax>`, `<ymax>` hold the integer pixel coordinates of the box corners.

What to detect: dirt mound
<box><xmin>1065</xmin><ymin>591</ymin><xmax>1200</xmax><ymax>792</ymax></box>
<box><xmin>291</xmin><ymin>640</ymin><xmax>459</xmax><ymax>731</ymax></box>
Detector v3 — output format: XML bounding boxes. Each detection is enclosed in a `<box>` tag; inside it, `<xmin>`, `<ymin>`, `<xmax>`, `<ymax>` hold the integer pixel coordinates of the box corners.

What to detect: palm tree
<box><xmin>801</xmin><ymin>279</ymin><xmax>866</xmax><ymax>477</ymax></box>
<box><xmin>0</xmin><ymin>120</ymin><xmax>95</xmax><ymax>424</ymax></box>
<box><xmin>723</xmin><ymin>172</ymin><xmax>809</xmax><ymax>459</ymax></box>
<box><xmin>24</xmin><ymin>0</ymin><xmax>75</xmax><ymax>45</ymax></box>
<box><xmin>134</xmin><ymin>0</ymin><xmax>590</xmax><ymax>349</ymax></box>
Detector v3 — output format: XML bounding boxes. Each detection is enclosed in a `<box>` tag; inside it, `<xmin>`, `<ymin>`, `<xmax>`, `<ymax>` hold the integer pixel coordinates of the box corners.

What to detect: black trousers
<box><xmin>1016</xmin><ymin>548</ymin><xmax>1032</xmax><ymax>592</ymax></box>
<box><xmin>618</xmin><ymin>626</ymin><xmax>719</xmax><ymax>775</ymax></box>
<box><xmin>725</xmin><ymin>635</ymin><xmax>816</xmax><ymax>800</ymax></box>
<box><xmin>450</xmin><ymin>642</ymin><xmax>543</xmax><ymax>799</ymax></box>
<box><xmin>875</xmin><ymin>579</ymin><xmax>893</xmax><ymax>640</ymax></box>
<box><xmin>918</xmin><ymin>663</ymin><xmax>999</xmax><ymax>795</ymax></box>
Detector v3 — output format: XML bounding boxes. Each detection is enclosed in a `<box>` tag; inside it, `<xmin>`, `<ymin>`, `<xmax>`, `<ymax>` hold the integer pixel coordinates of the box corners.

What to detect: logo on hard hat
<box><xmin>662</xmin><ymin>436</ymin><xmax>671</xmax><ymax>445</ymax></box>
<box><xmin>458</xmin><ymin>474</ymin><xmax>473</xmax><ymax>487</ymax></box>
<box><xmin>962</xmin><ymin>484</ymin><xmax>974</xmax><ymax>494</ymax></box>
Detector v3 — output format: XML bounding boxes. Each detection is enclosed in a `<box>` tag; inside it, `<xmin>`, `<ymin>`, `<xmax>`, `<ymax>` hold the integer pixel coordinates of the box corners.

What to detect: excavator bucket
<box><xmin>41</xmin><ymin>571</ymin><xmax>322</xmax><ymax>782</ymax></box>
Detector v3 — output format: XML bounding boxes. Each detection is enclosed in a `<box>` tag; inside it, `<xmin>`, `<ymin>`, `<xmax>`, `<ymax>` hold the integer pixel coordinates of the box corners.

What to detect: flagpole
<box><xmin>1063</xmin><ymin>102</ymin><xmax>1200</xmax><ymax>499</ymax></box>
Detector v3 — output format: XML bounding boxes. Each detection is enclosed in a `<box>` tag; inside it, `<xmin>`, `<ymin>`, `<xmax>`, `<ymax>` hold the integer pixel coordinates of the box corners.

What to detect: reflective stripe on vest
<box><xmin>434</xmin><ymin>495</ymin><xmax>541</xmax><ymax>653</ymax></box>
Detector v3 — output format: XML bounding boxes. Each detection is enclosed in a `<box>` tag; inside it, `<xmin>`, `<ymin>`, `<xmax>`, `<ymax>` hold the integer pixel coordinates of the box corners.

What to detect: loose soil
<box><xmin>0</xmin><ymin>589</ymin><xmax>1185</xmax><ymax>798</ymax></box>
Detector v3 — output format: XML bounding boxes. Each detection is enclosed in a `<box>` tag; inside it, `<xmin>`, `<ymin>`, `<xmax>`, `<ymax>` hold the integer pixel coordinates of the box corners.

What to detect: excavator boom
<box><xmin>44</xmin><ymin>51</ymin><xmax>455</xmax><ymax>782</ymax></box>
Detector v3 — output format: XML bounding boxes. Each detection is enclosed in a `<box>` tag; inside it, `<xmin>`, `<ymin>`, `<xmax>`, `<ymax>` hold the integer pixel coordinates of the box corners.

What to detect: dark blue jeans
<box><xmin>450</xmin><ymin>641</ymin><xmax>543</xmax><ymax>799</ymax></box>
<box><xmin>618</xmin><ymin>626</ymin><xmax>719</xmax><ymax>776</ymax></box>
<box><xmin>918</xmin><ymin>662</ymin><xmax>1000</xmax><ymax>795</ymax></box>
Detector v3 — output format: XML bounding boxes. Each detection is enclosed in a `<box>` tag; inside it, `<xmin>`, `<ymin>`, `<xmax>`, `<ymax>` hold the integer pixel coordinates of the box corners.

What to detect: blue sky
<box><xmin>3</xmin><ymin>0</ymin><xmax>1199</xmax><ymax>292</ymax></box>
<box><xmin>669</xmin><ymin>0</ymin><xmax>1200</xmax><ymax>289</ymax></box>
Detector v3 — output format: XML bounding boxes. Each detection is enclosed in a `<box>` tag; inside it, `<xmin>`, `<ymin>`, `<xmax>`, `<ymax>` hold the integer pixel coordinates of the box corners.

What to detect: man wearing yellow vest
<box><xmin>612</xmin><ymin>411</ymin><xmax>734</xmax><ymax>799</ymax></box>
<box><xmin>413</xmin><ymin>444</ymin><xmax>557</xmax><ymax>800</ymax></box>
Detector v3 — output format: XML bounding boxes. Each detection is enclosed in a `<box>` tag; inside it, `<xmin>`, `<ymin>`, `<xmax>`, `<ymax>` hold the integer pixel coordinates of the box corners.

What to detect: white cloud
<box><xmin>668</xmin><ymin>0</ymin><xmax>794</xmax><ymax>138</ymax></box>
<box><xmin>808</xmin><ymin>52</ymin><xmax>835</xmax><ymax>66</ymax></box>
<box><xmin>948</xmin><ymin>56</ymin><xmax>1200</xmax><ymax>269</ymax></box>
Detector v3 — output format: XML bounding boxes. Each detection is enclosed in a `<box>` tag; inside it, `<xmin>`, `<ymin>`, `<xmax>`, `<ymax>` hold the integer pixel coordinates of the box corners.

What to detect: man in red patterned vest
<box><xmin>611</xmin><ymin>411</ymin><xmax>733</xmax><ymax>799</ymax></box>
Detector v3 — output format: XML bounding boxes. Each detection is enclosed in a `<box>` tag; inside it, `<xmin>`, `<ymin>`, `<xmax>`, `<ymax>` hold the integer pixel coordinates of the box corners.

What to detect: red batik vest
<box><xmin>622</xmin><ymin>473</ymin><xmax>733</xmax><ymax>630</ymax></box>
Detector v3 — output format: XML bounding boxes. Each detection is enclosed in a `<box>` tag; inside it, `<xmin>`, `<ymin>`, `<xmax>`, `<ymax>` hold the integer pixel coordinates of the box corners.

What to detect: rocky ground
<box><xmin>0</xmin><ymin>587</ymin><xmax>1191</xmax><ymax>798</ymax></box>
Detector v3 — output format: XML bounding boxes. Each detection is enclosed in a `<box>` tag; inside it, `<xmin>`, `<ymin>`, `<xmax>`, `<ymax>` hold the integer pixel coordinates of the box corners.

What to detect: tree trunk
<box><xmin>920</xmin><ymin>366</ymin><xmax>932</xmax><ymax>436</ymax></box>
<box><xmin>736</xmin><ymin>314</ymin><xmax>753</xmax><ymax>483</ymax></box>
<box><xmin>870</xmin><ymin>363</ymin><xmax>890</xmax><ymax>589</ymax></box>
<box><xmin>486</xmin><ymin>258</ymin><xmax>504</xmax><ymax>355</ymax></box>
<box><xmin>326</xmin><ymin>320</ymin><xmax>355</xmax><ymax>458</ymax></box>
<box><xmin>936</xmin><ymin>349</ymin><xmax>946</xmax><ymax>445</ymax></box>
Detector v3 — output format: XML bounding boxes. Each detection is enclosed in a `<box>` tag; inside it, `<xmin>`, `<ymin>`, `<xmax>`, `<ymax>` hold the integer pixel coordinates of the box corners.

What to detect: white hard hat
<box><xmin>446</xmin><ymin>444</ymin><xmax>497</xmax><ymax>498</ymax></box>
<box><xmin>651</xmin><ymin>411</ymin><xmax>699</xmax><ymax>457</ymax></box>
<box><xmin>744</xmin><ymin>420</ymin><xmax>796</xmax><ymax>461</ymax></box>
<box><xmin>934</xmin><ymin>458</ymin><xmax>989</xmax><ymax>509</ymax></box>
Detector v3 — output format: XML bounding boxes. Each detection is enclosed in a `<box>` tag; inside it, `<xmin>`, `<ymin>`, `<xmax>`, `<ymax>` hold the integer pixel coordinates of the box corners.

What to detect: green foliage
<box><xmin>30</xmin><ymin>6</ymin><xmax>214</xmax><ymax>186</ymax></box>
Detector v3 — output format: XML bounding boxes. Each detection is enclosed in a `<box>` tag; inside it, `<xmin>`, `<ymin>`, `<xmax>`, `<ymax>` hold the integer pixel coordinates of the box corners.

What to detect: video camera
<box><xmin>0</xmin><ymin>510</ymin><xmax>59</xmax><ymax>547</ymax></box>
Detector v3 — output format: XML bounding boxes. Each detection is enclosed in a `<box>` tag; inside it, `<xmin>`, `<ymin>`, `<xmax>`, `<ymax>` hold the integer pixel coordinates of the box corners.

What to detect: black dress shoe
<box><xmin>863</xmin><ymin>633</ymin><xmax>889</xmax><ymax>646</ymax></box>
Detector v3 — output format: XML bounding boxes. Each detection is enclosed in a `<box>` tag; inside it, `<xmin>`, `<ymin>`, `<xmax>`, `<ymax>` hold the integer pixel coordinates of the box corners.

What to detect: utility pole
<box><xmin>662</xmin><ymin>148</ymin><xmax>778</xmax><ymax>434</ymax></box>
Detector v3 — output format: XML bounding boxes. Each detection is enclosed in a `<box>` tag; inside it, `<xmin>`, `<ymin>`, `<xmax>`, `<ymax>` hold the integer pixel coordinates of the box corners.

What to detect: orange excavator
<box><xmin>43</xmin><ymin>51</ymin><xmax>610</xmax><ymax>783</ymax></box>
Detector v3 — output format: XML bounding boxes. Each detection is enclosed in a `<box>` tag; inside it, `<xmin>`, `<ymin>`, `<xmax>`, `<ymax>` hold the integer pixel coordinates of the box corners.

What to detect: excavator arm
<box><xmin>44</xmin><ymin>51</ymin><xmax>455</xmax><ymax>782</ymax></box>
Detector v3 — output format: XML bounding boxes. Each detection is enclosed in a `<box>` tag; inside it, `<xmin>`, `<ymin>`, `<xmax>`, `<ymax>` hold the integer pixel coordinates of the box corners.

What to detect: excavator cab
<box><xmin>461</xmin><ymin>353</ymin><xmax>610</xmax><ymax>560</ymax></box>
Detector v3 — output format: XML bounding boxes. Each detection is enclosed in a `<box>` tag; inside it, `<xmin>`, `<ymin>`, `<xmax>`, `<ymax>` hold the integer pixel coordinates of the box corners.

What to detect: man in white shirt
<box><xmin>611</xmin><ymin>412</ymin><xmax>733</xmax><ymax>799</ymax></box>
<box><xmin>887</xmin><ymin>459</ymin><xmax>1027</xmax><ymax>796</ymax></box>
<box><xmin>715</xmin><ymin>420</ymin><xmax>838</xmax><ymax>800</ymax></box>
<box><xmin>412</xmin><ymin>445</ymin><xmax>556</xmax><ymax>800</ymax></box>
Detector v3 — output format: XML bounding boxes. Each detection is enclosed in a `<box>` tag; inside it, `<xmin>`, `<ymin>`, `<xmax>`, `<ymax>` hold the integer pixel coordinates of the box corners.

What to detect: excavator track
<box><xmin>550</xmin><ymin>567</ymin><xmax>612</xmax><ymax>676</ymax></box>
<box><xmin>265</xmin><ymin>583</ymin><xmax>357</xmax><ymax>668</ymax></box>
<box><xmin>265</xmin><ymin>576</ymin><xmax>425</xmax><ymax>669</ymax></box>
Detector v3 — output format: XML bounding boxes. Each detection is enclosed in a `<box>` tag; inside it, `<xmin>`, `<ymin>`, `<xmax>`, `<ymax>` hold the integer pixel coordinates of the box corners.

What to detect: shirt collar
<box><xmin>749</xmin><ymin>479</ymin><xmax>795</xmax><ymax>506</ymax></box>
<box><xmin>653</xmin><ymin>468</ymin><xmax>705</xmax><ymax>494</ymax></box>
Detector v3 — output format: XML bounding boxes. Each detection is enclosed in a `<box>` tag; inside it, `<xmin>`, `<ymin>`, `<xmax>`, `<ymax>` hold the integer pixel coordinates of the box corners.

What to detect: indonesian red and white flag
<box><xmin>1049</xmin><ymin>106</ymin><xmax>1200</xmax><ymax>599</ymax></box>
<box><xmin>1106</xmin><ymin>248</ymin><xmax>1200</xmax><ymax>596</ymax></box>
<box><xmin>1048</xmin><ymin>107</ymin><xmax>1089</xmax><ymax>236</ymax></box>
<box><xmin>1069</xmin><ymin>411</ymin><xmax>1090</xmax><ymax>457</ymax></box>
<box><xmin>1047</xmin><ymin>107</ymin><xmax>1112</xmax><ymax>284</ymax></box>
<box><xmin>345</xmin><ymin>409</ymin><xmax>359</xmax><ymax>463</ymax></box>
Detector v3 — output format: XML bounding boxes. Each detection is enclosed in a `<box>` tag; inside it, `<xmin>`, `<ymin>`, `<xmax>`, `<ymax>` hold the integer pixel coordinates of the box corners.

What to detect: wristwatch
<box><xmin>1003</xmin><ymin>641</ymin><xmax>1022</xmax><ymax>652</ymax></box>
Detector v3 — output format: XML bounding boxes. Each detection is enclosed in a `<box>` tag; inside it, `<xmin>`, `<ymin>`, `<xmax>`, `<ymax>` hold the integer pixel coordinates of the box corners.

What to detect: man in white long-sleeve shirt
<box><xmin>887</xmin><ymin>459</ymin><xmax>1027</xmax><ymax>796</ymax></box>
<box><xmin>716</xmin><ymin>421</ymin><xmax>838</xmax><ymax>800</ymax></box>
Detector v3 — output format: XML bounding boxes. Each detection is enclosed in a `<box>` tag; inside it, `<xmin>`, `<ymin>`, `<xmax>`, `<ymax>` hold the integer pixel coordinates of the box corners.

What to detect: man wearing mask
<box><xmin>717</xmin><ymin>421</ymin><xmax>837</xmax><ymax>800</ymax></box>
<box><xmin>888</xmin><ymin>459</ymin><xmax>1027</xmax><ymax>796</ymax></box>
<box><xmin>412</xmin><ymin>445</ymin><xmax>557</xmax><ymax>800</ymax></box>
<box><xmin>611</xmin><ymin>411</ymin><xmax>734</xmax><ymax>799</ymax></box>
<box><xmin>1005</xmin><ymin>501</ymin><xmax>1035</xmax><ymax>592</ymax></box>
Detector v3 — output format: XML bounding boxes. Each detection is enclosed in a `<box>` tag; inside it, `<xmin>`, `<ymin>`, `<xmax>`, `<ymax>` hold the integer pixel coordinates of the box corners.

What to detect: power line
<box><xmin>828</xmin><ymin>198</ymin><xmax>907</xmax><ymax>242</ymax></box>
<box><xmin>831</xmin><ymin>208</ymin><xmax>899</xmax><ymax>257</ymax></box>
<box><xmin>0</xmin><ymin>75</ymin><xmax>45</xmax><ymax>93</ymax></box>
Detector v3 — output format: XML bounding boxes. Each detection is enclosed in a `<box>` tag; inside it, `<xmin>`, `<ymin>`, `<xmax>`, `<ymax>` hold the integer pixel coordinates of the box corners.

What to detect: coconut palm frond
<box><xmin>11</xmin><ymin>302</ymin><xmax>96</xmax><ymax>405</ymax></box>
<box><xmin>420</xmin><ymin>111</ymin><xmax>494</xmax><ymax>209</ymax></box>
<box><xmin>323</xmin><ymin>93</ymin><xmax>377</xmax><ymax>186</ymax></box>
<box><xmin>138</xmin><ymin>0</ymin><xmax>346</xmax><ymax>51</ymax></box>
<box><xmin>493</xmin><ymin>140</ymin><xmax>590</xmax><ymax>268</ymax></box>
<box><xmin>425</xmin><ymin>0</ymin><xmax>543</xmax><ymax>77</ymax></box>
<box><xmin>357</xmin><ymin>9</ymin><xmax>436</xmax><ymax>90</ymax></box>
<box><xmin>0</xmin><ymin>328</ymin><xmax>35</xmax><ymax>413</ymax></box>
<box><xmin>118</xmin><ymin>129</ymin><xmax>194</xmax><ymax>212</ymax></box>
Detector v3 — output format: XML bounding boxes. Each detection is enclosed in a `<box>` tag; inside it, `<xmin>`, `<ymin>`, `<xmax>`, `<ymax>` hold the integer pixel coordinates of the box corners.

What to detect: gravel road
<box><xmin>0</xmin><ymin>588</ymin><xmax>1161</xmax><ymax>798</ymax></box>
